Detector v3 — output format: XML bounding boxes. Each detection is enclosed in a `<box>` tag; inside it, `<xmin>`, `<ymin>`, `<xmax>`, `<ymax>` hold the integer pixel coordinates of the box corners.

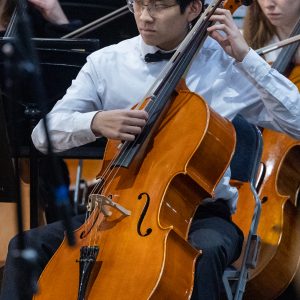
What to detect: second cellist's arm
<box><xmin>205</xmin><ymin>7</ymin><xmax>300</xmax><ymax>140</ymax></box>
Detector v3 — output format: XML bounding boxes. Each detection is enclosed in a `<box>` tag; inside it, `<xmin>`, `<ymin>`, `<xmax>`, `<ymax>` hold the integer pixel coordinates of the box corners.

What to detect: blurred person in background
<box><xmin>243</xmin><ymin>0</ymin><xmax>300</xmax><ymax>63</ymax></box>
<box><xmin>0</xmin><ymin>0</ymin><xmax>81</xmax><ymax>37</ymax></box>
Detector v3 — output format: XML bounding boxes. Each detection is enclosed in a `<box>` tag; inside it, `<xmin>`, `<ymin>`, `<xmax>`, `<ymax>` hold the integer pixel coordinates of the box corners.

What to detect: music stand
<box><xmin>0</xmin><ymin>38</ymin><xmax>106</xmax><ymax>227</ymax></box>
<box><xmin>0</xmin><ymin>88</ymin><xmax>40</xmax><ymax>299</ymax></box>
<box><xmin>32</xmin><ymin>38</ymin><xmax>100</xmax><ymax>52</ymax></box>
<box><xmin>0</xmin><ymin>37</ymin><xmax>100</xmax><ymax>52</ymax></box>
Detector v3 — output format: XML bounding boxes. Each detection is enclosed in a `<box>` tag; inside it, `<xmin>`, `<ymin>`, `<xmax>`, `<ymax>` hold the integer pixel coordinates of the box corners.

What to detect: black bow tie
<box><xmin>144</xmin><ymin>50</ymin><xmax>176</xmax><ymax>63</ymax></box>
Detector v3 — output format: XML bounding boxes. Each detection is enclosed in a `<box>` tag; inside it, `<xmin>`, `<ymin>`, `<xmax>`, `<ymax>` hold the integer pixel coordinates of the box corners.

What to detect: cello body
<box><xmin>235</xmin><ymin>130</ymin><xmax>300</xmax><ymax>299</ymax></box>
<box><xmin>33</xmin><ymin>89</ymin><xmax>235</xmax><ymax>299</ymax></box>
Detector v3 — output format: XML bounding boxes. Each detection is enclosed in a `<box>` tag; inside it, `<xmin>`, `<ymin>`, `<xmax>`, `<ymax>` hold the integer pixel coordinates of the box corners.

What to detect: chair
<box><xmin>222</xmin><ymin>114</ymin><xmax>263</xmax><ymax>300</ymax></box>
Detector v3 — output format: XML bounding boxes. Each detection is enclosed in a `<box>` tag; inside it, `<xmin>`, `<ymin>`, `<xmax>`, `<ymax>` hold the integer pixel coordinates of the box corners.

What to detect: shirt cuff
<box><xmin>240</xmin><ymin>48</ymin><xmax>272</xmax><ymax>80</ymax></box>
<box><xmin>73</xmin><ymin>111</ymin><xmax>100</xmax><ymax>143</ymax></box>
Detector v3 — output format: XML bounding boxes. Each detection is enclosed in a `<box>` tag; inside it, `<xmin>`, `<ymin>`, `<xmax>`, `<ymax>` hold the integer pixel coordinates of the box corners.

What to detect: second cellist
<box><xmin>237</xmin><ymin>1</ymin><xmax>300</xmax><ymax>299</ymax></box>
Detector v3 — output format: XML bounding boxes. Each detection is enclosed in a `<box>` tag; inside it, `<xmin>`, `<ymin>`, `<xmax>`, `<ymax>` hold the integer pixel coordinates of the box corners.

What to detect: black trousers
<box><xmin>189</xmin><ymin>200</ymin><xmax>244</xmax><ymax>300</ymax></box>
<box><xmin>0</xmin><ymin>200</ymin><xmax>243</xmax><ymax>300</ymax></box>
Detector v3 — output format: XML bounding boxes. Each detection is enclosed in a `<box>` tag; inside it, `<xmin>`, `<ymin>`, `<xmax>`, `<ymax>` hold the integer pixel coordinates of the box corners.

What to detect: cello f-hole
<box><xmin>137</xmin><ymin>192</ymin><xmax>152</xmax><ymax>237</ymax></box>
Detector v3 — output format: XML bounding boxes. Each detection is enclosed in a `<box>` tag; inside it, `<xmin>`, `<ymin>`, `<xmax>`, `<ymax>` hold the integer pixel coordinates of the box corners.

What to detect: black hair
<box><xmin>176</xmin><ymin>0</ymin><xmax>205</xmax><ymax>13</ymax></box>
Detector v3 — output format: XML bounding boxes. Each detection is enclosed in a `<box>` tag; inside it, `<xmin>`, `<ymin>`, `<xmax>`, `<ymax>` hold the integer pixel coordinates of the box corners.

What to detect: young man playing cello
<box><xmin>1</xmin><ymin>1</ymin><xmax>300</xmax><ymax>299</ymax></box>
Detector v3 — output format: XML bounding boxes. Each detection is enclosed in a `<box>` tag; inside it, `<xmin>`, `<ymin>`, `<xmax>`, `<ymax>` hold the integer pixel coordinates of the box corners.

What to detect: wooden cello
<box><xmin>233</xmin><ymin>19</ymin><xmax>300</xmax><ymax>300</ymax></box>
<box><xmin>32</xmin><ymin>1</ymin><xmax>247</xmax><ymax>299</ymax></box>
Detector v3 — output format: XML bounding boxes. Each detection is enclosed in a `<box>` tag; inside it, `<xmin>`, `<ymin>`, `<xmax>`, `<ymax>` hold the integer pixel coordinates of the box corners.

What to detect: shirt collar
<box><xmin>138</xmin><ymin>35</ymin><xmax>178</xmax><ymax>60</ymax></box>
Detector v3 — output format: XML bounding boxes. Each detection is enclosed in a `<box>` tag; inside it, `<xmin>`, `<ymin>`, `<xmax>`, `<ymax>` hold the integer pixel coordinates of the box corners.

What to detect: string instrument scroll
<box><xmin>33</xmin><ymin>1</ymin><xmax>251</xmax><ymax>299</ymax></box>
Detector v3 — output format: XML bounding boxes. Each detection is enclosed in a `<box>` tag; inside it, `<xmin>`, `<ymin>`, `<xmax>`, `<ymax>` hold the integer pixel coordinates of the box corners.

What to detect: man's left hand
<box><xmin>207</xmin><ymin>8</ymin><xmax>250</xmax><ymax>62</ymax></box>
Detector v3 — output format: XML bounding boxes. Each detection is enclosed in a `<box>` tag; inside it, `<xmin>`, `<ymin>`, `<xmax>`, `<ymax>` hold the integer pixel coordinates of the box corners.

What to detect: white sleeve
<box><xmin>31</xmin><ymin>55</ymin><xmax>103</xmax><ymax>153</ymax></box>
<box><xmin>235</xmin><ymin>49</ymin><xmax>300</xmax><ymax>140</ymax></box>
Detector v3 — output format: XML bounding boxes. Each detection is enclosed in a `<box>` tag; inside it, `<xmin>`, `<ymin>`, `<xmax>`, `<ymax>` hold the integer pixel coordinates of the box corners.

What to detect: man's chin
<box><xmin>144</xmin><ymin>40</ymin><xmax>157</xmax><ymax>46</ymax></box>
<box><xmin>141</xmin><ymin>34</ymin><xmax>159</xmax><ymax>46</ymax></box>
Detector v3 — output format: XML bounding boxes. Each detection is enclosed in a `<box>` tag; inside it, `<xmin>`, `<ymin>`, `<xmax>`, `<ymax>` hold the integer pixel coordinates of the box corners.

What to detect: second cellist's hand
<box><xmin>91</xmin><ymin>109</ymin><xmax>149</xmax><ymax>141</ymax></box>
<box><xmin>207</xmin><ymin>8</ymin><xmax>250</xmax><ymax>62</ymax></box>
<box><xmin>28</xmin><ymin>0</ymin><xmax>69</xmax><ymax>25</ymax></box>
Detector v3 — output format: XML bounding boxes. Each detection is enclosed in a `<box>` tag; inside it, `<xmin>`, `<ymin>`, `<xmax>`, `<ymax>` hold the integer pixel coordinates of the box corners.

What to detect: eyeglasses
<box><xmin>127</xmin><ymin>0</ymin><xmax>178</xmax><ymax>18</ymax></box>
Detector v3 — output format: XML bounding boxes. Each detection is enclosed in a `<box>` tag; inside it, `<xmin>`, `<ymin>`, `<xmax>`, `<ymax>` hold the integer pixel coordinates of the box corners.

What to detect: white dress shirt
<box><xmin>32</xmin><ymin>35</ymin><xmax>300</xmax><ymax>213</ymax></box>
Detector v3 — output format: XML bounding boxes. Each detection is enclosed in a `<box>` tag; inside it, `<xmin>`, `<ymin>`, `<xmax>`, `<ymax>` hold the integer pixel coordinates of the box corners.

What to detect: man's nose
<box><xmin>139</xmin><ymin>6</ymin><xmax>154</xmax><ymax>20</ymax></box>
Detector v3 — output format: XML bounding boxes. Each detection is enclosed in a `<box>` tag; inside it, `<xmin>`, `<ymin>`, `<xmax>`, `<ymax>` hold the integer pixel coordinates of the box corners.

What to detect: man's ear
<box><xmin>187</xmin><ymin>0</ymin><xmax>202</xmax><ymax>23</ymax></box>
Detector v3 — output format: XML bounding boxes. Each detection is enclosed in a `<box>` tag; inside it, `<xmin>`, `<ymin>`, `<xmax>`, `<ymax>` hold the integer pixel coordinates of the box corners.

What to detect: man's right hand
<box><xmin>91</xmin><ymin>109</ymin><xmax>149</xmax><ymax>141</ymax></box>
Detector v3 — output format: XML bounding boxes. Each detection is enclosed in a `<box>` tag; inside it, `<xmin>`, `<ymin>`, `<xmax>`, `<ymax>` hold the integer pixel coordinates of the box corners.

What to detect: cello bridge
<box><xmin>88</xmin><ymin>194</ymin><xmax>131</xmax><ymax>217</ymax></box>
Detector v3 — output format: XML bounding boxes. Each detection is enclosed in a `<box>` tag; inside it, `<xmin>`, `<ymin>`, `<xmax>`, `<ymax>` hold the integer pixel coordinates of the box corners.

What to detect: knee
<box><xmin>7</xmin><ymin>230</ymin><xmax>37</xmax><ymax>255</ymax></box>
<box><xmin>5</xmin><ymin>234</ymin><xmax>23</xmax><ymax>262</ymax></box>
<box><xmin>7</xmin><ymin>234</ymin><xmax>21</xmax><ymax>253</ymax></box>
<box><xmin>196</xmin><ymin>243</ymin><xmax>228</xmax><ymax>273</ymax></box>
